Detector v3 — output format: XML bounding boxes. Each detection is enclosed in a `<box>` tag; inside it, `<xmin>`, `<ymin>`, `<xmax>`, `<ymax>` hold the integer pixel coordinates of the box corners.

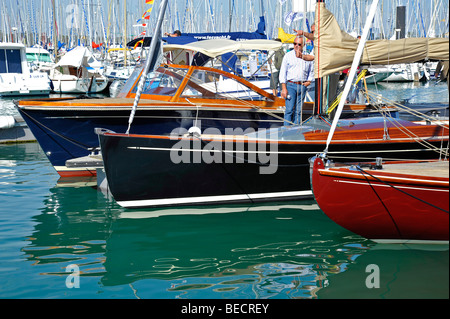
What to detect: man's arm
<box><xmin>293</xmin><ymin>29</ymin><xmax>314</xmax><ymax>41</ymax></box>
<box><xmin>279</xmin><ymin>55</ymin><xmax>288</xmax><ymax>99</ymax></box>
<box><xmin>280</xmin><ymin>83</ymin><xmax>288</xmax><ymax>99</ymax></box>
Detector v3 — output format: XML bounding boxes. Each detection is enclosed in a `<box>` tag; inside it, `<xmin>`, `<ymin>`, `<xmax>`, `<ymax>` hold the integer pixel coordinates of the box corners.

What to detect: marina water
<box><xmin>0</xmin><ymin>81</ymin><xmax>448</xmax><ymax>300</ymax></box>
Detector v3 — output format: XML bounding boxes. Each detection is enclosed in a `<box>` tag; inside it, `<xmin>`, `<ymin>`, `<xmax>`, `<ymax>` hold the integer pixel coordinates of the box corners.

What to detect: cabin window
<box><xmin>132</xmin><ymin>67</ymin><xmax>187</xmax><ymax>96</ymax></box>
<box><xmin>180</xmin><ymin>70</ymin><xmax>223</xmax><ymax>99</ymax></box>
<box><xmin>0</xmin><ymin>49</ymin><xmax>23</xmax><ymax>74</ymax></box>
<box><xmin>7</xmin><ymin>50</ymin><xmax>23</xmax><ymax>73</ymax></box>
<box><xmin>26</xmin><ymin>53</ymin><xmax>52</xmax><ymax>63</ymax></box>
<box><xmin>0</xmin><ymin>49</ymin><xmax>6</xmax><ymax>73</ymax></box>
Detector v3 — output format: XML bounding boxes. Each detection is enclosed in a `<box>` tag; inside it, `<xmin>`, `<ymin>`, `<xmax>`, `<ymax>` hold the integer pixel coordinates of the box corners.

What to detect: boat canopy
<box><xmin>314</xmin><ymin>2</ymin><xmax>449</xmax><ymax>78</ymax></box>
<box><xmin>129</xmin><ymin>16</ymin><xmax>267</xmax><ymax>49</ymax></box>
<box><xmin>182</xmin><ymin>16</ymin><xmax>267</xmax><ymax>41</ymax></box>
<box><xmin>163</xmin><ymin>39</ymin><xmax>283</xmax><ymax>58</ymax></box>
<box><xmin>55</xmin><ymin>46</ymin><xmax>101</xmax><ymax>69</ymax></box>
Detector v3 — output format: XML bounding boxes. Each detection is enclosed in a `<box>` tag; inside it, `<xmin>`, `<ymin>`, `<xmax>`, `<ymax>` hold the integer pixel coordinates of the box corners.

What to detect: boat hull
<box><xmin>17</xmin><ymin>104</ymin><xmax>285</xmax><ymax>176</ymax></box>
<box><xmin>311</xmin><ymin>157</ymin><xmax>449</xmax><ymax>243</ymax></box>
<box><xmin>98</xmin><ymin>130</ymin><xmax>448</xmax><ymax>208</ymax></box>
<box><xmin>50</xmin><ymin>77</ymin><xmax>108</xmax><ymax>93</ymax></box>
<box><xmin>0</xmin><ymin>74</ymin><xmax>51</xmax><ymax>96</ymax></box>
<box><xmin>16</xmin><ymin>99</ymin><xmax>404</xmax><ymax>177</ymax></box>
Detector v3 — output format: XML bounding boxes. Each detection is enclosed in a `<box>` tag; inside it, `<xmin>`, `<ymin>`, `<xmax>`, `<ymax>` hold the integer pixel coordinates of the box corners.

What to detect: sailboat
<box><xmin>96</xmin><ymin>1</ymin><xmax>448</xmax><ymax>209</ymax></box>
<box><xmin>49</xmin><ymin>46</ymin><xmax>108</xmax><ymax>94</ymax></box>
<box><xmin>311</xmin><ymin>158</ymin><xmax>448</xmax><ymax>243</ymax></box>
<box><xmin>310</xmin><ymin>0</ymin><xmax>449</xmax><ymax>244</ymax></box>
<box><xmin>16</xmin><ymin>39</ymin><xmax>387</xmax><ymax>177</ymax></box>
<box><xmin>17</xmin><ymin>61</ymin><xmax>287</xmax><ymax>177</ymax></box>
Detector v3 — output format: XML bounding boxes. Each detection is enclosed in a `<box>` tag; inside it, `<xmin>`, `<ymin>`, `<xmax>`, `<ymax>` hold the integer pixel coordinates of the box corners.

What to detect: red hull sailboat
<box><xmin>311</xmin><ymin>158</ymin><xmax>449</xmax><ymax>243</ymax></box>
<box><xmin>310</xmin><ymin>1</ymin><xmax>449</xmax><ymax>244</ymax></box>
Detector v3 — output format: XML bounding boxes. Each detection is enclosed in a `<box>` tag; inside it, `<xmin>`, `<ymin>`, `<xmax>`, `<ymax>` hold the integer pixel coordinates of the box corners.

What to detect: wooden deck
<box><xmin>380</xmin><ymin>160</ymin><xmax>449</xmax><ymax>179</ymax></box>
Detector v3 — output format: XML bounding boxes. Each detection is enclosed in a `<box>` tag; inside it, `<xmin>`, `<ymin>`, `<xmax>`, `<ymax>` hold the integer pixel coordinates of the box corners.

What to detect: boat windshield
<box><xmin>126</xmin><ymin>64</ymin><xmax>270</xmax><ymax>101</ymax></box>
<box><xmin>26</xmin><ymin>53</ymin><xmax>53</xmax><ymax>63</ymax></box>
<box><xmin>131</xmin><ymin>66</ymin><xmax>188</xmax><ymax>96</ymax></box>
<box><xmin>181</xmin><ymin>68</ymin><xmax>268</xmax><ymax>101</ymax></box>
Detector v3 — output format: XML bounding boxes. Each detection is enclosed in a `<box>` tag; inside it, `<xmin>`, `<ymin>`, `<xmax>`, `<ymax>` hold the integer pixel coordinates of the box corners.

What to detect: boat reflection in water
<box><xmin>24</xmin><ymin>183</ymin><xmax>374</xmax><ymax>298</ymax></box>
<box><xmin>22</xmin><ymin>181</ymin><xmax>448</xmax><ymax>299</ymax></box>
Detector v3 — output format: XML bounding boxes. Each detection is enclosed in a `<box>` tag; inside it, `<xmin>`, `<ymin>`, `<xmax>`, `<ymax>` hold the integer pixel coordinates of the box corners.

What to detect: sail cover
<box><xmin>314</xmin><ymin>2</ymin><xmax>449</xmax><ymax>78</ymax></box>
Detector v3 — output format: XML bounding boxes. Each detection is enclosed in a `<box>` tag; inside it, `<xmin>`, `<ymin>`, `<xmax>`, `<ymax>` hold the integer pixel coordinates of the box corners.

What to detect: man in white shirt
<box><xmin>279</xmin><ymin>36</ymin><xmax>314</xmax><ymax>125</ymax></box>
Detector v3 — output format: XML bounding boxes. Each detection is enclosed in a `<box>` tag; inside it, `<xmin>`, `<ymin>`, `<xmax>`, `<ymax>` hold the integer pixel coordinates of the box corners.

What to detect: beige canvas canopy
<box><xmin>55</xmin><ymin>46</ymin><xmax>91</xmax><ymax>68</ymax></box>
<box><xmin>163</xmin><ymin>39</ymin><xmax>284</xmax><ymax>58</ymax></box>
<box><xmin>314</xmin><ymin>2</ymin><xmax>449</xmax><ymax>78</ymax></box>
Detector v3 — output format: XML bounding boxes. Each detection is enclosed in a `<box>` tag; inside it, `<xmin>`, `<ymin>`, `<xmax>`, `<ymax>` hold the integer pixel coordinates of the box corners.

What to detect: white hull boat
<box><xmin>49</xmin><ymin>46</ymin><xmax>108</xmax><ymax>94</ymax></box>
<box><xmin>0</xmin><ymin>43</ymin><xmax>51</xmax><ymax>96</ymax></box>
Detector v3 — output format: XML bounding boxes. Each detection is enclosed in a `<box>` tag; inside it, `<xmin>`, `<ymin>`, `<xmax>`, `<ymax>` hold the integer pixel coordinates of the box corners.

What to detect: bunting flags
<box><xmin>137</xmin><ymin>0</ymin><xmax>154</xmax><ymax>23</ymax></box>
<box><xmin>142</xmin><ymin>7</ymin><xmax>152</xmax><ymax>20</ymax></box>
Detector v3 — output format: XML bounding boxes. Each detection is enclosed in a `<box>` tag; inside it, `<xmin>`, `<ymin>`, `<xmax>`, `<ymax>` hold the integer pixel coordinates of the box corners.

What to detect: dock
<box><xmin>0</xmin><ymin>115</ymin><xmax>36</xmax><ymax>144</ymax></box>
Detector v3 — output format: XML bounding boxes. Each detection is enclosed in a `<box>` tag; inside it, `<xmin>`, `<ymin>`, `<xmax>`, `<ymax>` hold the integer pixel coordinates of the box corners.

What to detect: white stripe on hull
<box><xmin>117</xmin><ymin>190</ymin><xmax>313</xmax><ymax>208</ymax></box>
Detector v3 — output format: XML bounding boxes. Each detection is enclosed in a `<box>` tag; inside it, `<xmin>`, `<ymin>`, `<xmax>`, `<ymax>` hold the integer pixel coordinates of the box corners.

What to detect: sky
<box><xmin>1</xmin><ymin>0</ymin><xmax>448</xmax><ymax>44</ymax></box>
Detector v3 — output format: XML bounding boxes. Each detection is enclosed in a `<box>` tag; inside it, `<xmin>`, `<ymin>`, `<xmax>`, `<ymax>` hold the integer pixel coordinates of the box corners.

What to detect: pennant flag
<box><xmin>137</xmin><ymin>5</ymin><xmax>153</xmax><ymax>23</ymax></box>
<box><xmin>145</xmin><ymin>0</ymin><xmax>154</xmax><ymax>4</ymax></box>
<box><xmin>92</xmin><ymin>41</ymin><xmax>103</xmax><ymax>49</ymax></box>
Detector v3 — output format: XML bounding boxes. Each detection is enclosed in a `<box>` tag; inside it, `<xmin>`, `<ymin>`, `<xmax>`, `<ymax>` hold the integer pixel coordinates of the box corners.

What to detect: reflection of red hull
<box><xmin>312</xmin><ymin>158</ymin><xmax>449</xmax><ymax>243</ymax></box>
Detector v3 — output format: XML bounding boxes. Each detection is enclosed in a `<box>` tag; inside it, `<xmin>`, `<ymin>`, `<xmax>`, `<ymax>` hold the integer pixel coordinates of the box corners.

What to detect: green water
<box><xmin>0</xmin><ymin>143</ymin><xmax>448</xmax><ymax>300</ymax></box>
<box><xmin>1</xmin><ymin>82</ymin><xmax>449</xmax><ymax>301</ymax></box>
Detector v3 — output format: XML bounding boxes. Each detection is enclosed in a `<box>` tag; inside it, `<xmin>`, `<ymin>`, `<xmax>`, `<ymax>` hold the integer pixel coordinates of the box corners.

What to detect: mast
<box><xmin>323</xmin><ymin>0</ymin><xmax>379</xmax><ymax>154</ymax></box>
<box><xmin>52</xmin><ymin>0</ymin><xmax>58</xmax><ymax>60</ymax></box>
<box><xmin>126</xmin><ymin>0</ymin><xmax>169</xmax><ymax>134</ymax></box>
<box><xmin>228</xmin><ymin>0</ymin><xmax>233</xmax><ymax>32</ymax></box>
<box><xmin>123</xmin><ymin>0</ymin><xmax>127</xmax><ymax>67</ymax></box>
<box><xmin>395</xmin><ymin>4</ymin><xmax>406</xmax><ymax>39</ymax></box>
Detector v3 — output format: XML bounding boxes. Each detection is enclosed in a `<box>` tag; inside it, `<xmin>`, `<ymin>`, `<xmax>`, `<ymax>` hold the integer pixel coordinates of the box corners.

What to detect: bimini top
<box><xmin>163</xmin><ymin>39</ymin><xmax>283</xmax><ymax>58</ymax></box>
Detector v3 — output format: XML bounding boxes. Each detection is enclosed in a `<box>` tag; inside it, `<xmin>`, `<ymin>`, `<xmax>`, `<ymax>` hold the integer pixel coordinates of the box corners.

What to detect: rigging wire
<box><xmin>356</xmin><ymin>165</ymin><xmax>449</xmax><ymax>214</ymax></box>
<box><xmin>364</xmin><ymin>91</ymin><xmax>449</xmax><ymax>158</ymax></box>
<box><xmin>19</xmin><ymin>109</ymin><xmax>95</xmax><ymax>151</ymax></box>
<box><xmin>357</xmin><ymin>166</ymin><xmax>404</xmax><ymax>238</ymax></box>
